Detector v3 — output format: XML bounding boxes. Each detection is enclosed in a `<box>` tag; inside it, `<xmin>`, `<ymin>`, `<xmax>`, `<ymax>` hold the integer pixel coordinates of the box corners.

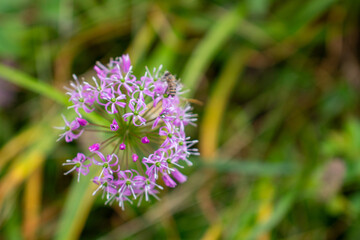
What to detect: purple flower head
<box><xmin>132</xmin><ymin>154</ymin><xmax>138</xmax><ymax>162</ymax></box>
<box><xmin>93</xmin><ymin>153</ymin><xmax>120</xmax><ymax>177</ymax></box>
<box><xmin>62</xmin><ymin>153</ymin><xmax>92</xmax><ymax>182</ymax></box>
<box><xmin>84</xmin><ymin>77</ymin><xmax>111</xmax><ymax>102</ymax></box>
<box><xmin>171</xmin><ymin>168</ymin><xmax>187</xmax><ymax>183</ymax></box>
<box><xmin>143</xmin><ymin>150</ymin><xmax>174</xmax><ymax>180</ymax></box>
<box><xmin>123</xmin><ymin>98</ymin><xmax>147</xmax><ymax>126</ymax></box>
<box><xmin>76</xmin><ymin>118</ymin><xmax>88</xmax><ymax>126</ymax></box>
<box><xmin>162</xmin><ymin>174</ymin><xmax>177</xmax><ymax>188</ymax></box>
<box><xmin>100</xmin><ymin>86</ymin><xmax>126</xmax><ymax>114</ymax></box>
<box><xmin>58</xmin><ymin>54</ymin><xmax>198</xmax><ymax>209</ymax></box>
<box><xmin>89</xmin><ymin>143</ymin><xmax>100</xmax><ymax>152</ymax></box>
<box><xmin>55</xmin><ymin>115</ymin><xmax>83</xmax><ymax>142</ymax></box>
<box><xmin>110</xmin><ymin>119</ymin><xmax>119</xmax><ymax>131</ymax></box>
<box><xmin>141</xmin><ymin>136</ymin><xmax>150</xmax><ymax>144</ymax></box>
<box><xmin>119</xmin><ymin>54</ymin><xmax>131</xmax><ymax>73</ymax></box>
<box><xmin>119</xmin><ymin>143</ymin><xmax>126</xmax><ymax>150</ymax></box>
<box><xmin>65</xmin><ymin>75</ymin><xmax>95</xmax><ymax>117</ymax></box>
<box><xmin>92</xmin><ymin>173</ymin><xmax>118</xmax><ymax>200</ymax></box>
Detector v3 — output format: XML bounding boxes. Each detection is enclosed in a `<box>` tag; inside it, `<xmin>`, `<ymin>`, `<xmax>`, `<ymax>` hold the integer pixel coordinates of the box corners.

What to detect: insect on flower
<box><xmin>57</xmin><ymin>54</ymin><xmax>199</xmax><ymax>209</ymax></box>
<box><xmin>161</xmin><ymin>71</ymin><xmax>178</xmax><ymax>97</ymax></box>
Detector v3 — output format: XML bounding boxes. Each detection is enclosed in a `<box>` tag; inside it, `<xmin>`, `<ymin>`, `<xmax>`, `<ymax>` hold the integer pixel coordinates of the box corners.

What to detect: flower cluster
<box><xmin>57</xmin><ymin>54</ymin><xmax>199</xmax><ymax>209</ymax></box>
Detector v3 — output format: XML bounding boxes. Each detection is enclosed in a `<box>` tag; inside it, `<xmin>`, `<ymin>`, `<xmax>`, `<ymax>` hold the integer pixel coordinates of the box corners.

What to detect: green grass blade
<box><xmin>200</xmin><ymin>49</ymin><xmax>253</xmax><ymax>160</ymax></box>
<box><xmin>247</xmin><ymin>191</ymin><xmax>297</xmax><ymax>239</ymax></box>
<box><xmin>181</xmin><ymin>5</ymin><xmax>244</xmax><ymax>97</ymax></box>
<box><xmin>54</xmin><ymin>168</ymin><xmax>98</xmax><ymax>240</ymax></box>
<box><xmin>202</xmin><ymin>159</ymin><xmax>296</xmax><ymax>176</ymax></box>
<box><xmin>0</xmin><ymin>64</ymin><xmax>68</xmax><ymax>105</ymax></box>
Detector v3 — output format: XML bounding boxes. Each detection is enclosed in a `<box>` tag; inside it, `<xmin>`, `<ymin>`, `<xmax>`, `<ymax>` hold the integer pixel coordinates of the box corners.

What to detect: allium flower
<box><xmin>62</xmin><ymin>153</ymin><xmax>92</xmax><ymax>182</ymax></box>
<box><xmin>58</xmin><ymin>54</ymin><xmax>199</xmax><ymax>209</ymax></box>
<box><xmin>55</xmin><ymin>115</ymin><xmax>84</xmax><ymax>142</ymax></box>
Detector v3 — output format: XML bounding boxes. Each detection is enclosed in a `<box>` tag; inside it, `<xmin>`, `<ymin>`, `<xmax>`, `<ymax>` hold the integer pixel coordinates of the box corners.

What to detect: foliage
<box><xmin>0</xmin><ymin>0</ymin><xmax>359</xmax><ymax>239</ymax></box>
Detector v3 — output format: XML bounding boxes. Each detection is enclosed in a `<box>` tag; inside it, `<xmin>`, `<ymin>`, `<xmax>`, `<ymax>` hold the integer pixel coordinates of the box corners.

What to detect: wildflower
<box><xmin>93</xmin><ymin>153</ymin><xmax>120</xmax><ymax>177</ymax></box>
<box><xmin>55</xmin><ymin>115</ymin><xmax>83</xmax><ymax>142</ymax></box>
<box><xmin>62</xmin><ymin>153</ymin><xmax>92</xmax><ymax>182</ymax></box>
<box><xmin>162</xmin><ymin>174</ymin><xmax>177</xmax><ymax>188</ymax></box>
<box><xmin>119</xmin><ymin>143</ymin><xmax>126</xmax><ymax>150</ymax></box>
<box><xmin>110</xmin><ymin>119</ymin><xmax>119</xmax><ymax>131</ymax></box>
<box><xmin>92</xmin><ymin>171</ymin><xmax>118</xmax><ymax>199</ymax></box>
<box><xmin>58</xmin><ymin>54</ymin><xmax>198</xmax><ymax>209</ymax></box>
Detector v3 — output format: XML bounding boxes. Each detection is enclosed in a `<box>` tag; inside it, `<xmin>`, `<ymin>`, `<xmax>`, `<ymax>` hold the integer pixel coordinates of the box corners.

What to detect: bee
<box><xmin>161</xmin><ymin>71</ymin><xmax>177</xmax><ymax>97</ymax></box>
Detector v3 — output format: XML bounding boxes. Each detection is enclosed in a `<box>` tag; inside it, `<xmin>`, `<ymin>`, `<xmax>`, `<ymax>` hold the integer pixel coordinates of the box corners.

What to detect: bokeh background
<box><xmin>0</xmin><ymin>0</ymin><xmax>359</xmax><ymax>239</ymax></box>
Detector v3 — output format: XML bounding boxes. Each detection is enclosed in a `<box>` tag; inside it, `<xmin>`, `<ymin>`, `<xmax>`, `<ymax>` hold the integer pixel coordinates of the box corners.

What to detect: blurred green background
<box><xmin>0</xmin><ymin>0</ymin><xmax>359</xmax><ymax>239</ymax></box>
